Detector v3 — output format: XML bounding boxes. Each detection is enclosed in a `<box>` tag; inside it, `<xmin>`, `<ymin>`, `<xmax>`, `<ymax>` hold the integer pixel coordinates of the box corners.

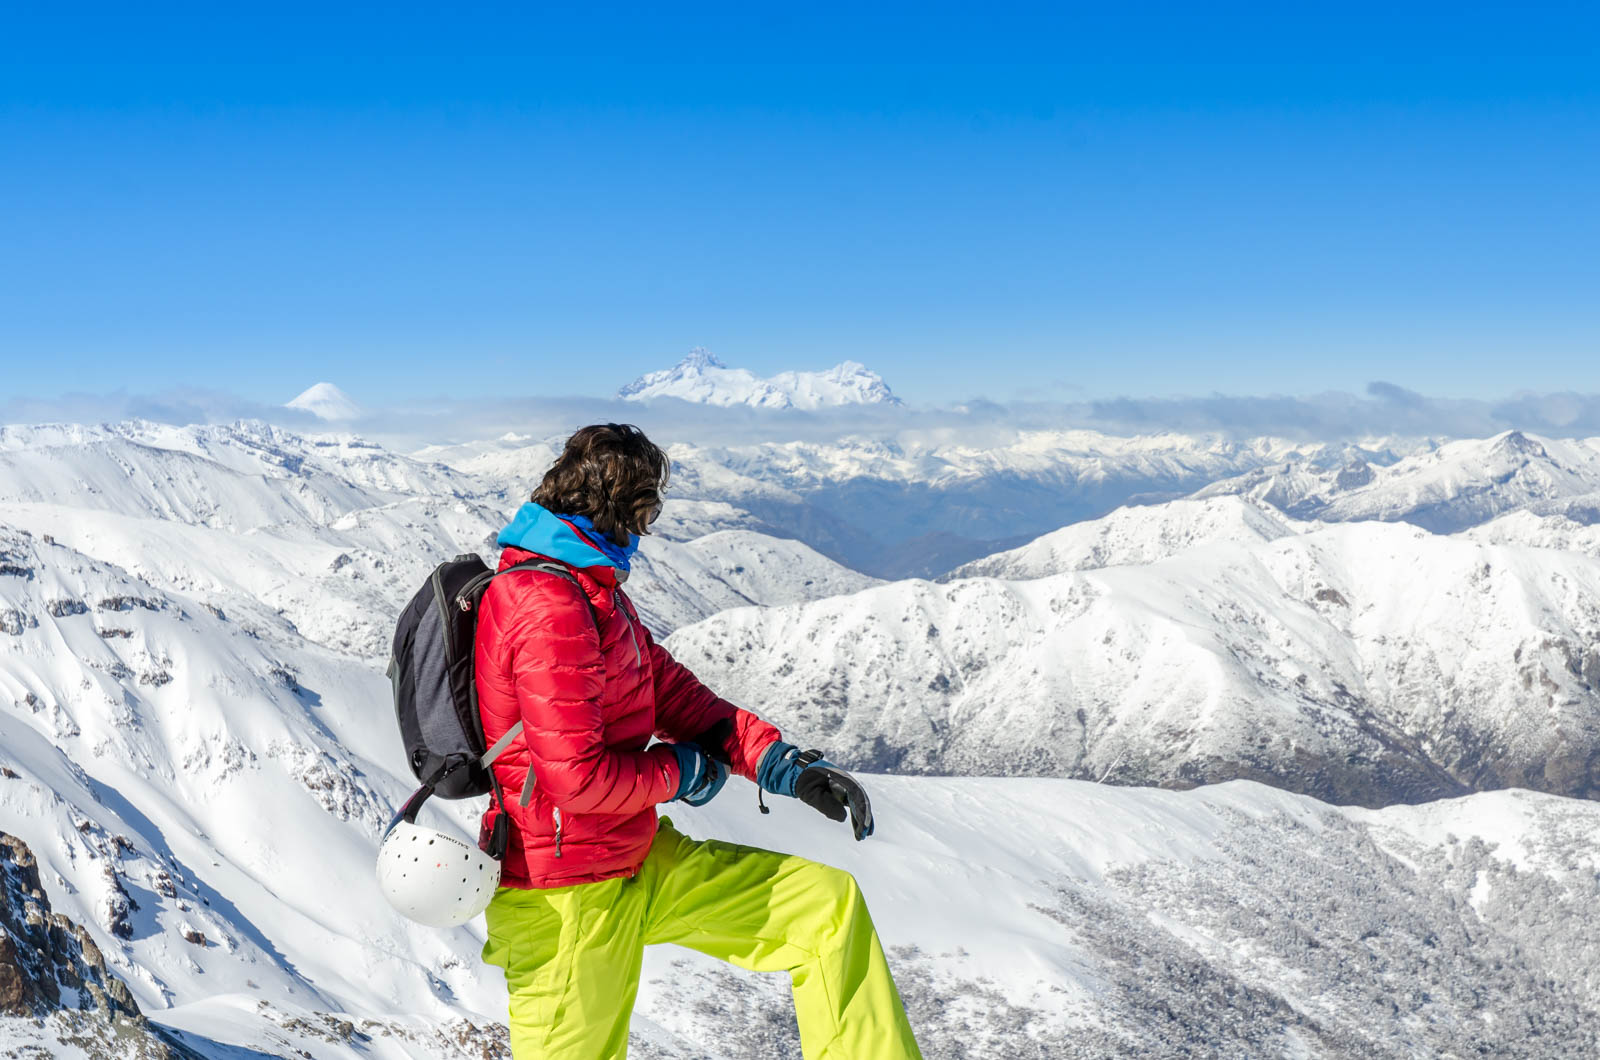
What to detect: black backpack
<box><xmin>386</xmin><ymin>554</ymin><xmax>595</xmax><ymax>845</ymax></box>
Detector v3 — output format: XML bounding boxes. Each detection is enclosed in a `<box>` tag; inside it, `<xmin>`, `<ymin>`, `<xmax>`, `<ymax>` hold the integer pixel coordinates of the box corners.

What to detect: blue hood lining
<box><xmin>496</xmin><ymin>502</ymin><xmax>639</xmax><ymax>571</ymax></box>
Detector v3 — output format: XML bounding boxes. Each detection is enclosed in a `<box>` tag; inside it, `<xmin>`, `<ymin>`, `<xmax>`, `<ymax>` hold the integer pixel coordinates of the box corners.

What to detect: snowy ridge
<box><xmin>629</xmin><ymin>531</ymin><xmax>881</xmax><ymax>635</ymax></box>
<box><xmin>667</xmin><ymin>507</ymin><xmax>1600</xmax><ymax>805</ymax></box>
<box><xmin>0</xmin><ymin>420</ymin><xmax>474</xmax><ymax>530</ymax></box>
<box><xmin>1199</xmin><ymin>429</ymin><xmax>1600</xmax><ymax>532</ymax></box>
<box><xmin>1464</xmin><ymin>508</ymin><xmax>1600</xmax><ymax>559</ymax></box>
<box><xmin>0</xmin><ymin>425</ymin><xmax>859</xmax><ymax>654</ymax></box>
<box><xmin>617</xmin><ymin>348</ymin><xmax>903</xmax><ymax>409</ymax></box>
<box><xmin>944</xmin><ymin>495</ymin><xmax>1303</xmax><ymax>580</ymax></box>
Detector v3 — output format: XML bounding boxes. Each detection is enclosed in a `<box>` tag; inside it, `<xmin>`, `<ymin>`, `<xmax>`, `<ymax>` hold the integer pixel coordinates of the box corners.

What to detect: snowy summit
<box><xmin>286</xmin><ymin>382</ymin><xmax>362</xmax><ymax>421</ymax></box>
<box><xmin>618</xmin><ymin>348</ymin><xmax>903</xmax><ymax>409</ymax></box>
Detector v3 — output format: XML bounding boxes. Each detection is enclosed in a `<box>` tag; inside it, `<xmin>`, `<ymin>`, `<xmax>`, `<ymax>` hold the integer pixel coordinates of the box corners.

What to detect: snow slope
<box><xmin>641</xmin><ymin>779</ymin><xmax>1600</xmax><ymax>1059</ymax></box>
<box><xmin>8</xmin><ymin>682</ymin><xmax>1600</xmax><ymax>1060</ymax></box>
<box><xmin>1465</xmin><ymin>508</ymin><xmax>1600</xmax><ymax>559</ymax></box>
<box><xmin>617</xmin><ymin>348</ymin><xmax>903</xmax><ymax>409</ymax></box>
<box><xmin>667</xmin><ymin>510</ymin><xmax>1600</xmax><ymax>805</ymax></box>
<box><xmin>944</xmin><ymin>495</ymin><xmax>1302</xmax><ymax>580</ymax></box>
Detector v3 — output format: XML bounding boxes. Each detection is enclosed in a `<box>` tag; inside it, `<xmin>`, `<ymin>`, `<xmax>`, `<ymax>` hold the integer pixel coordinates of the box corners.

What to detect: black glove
<box><xmin>757</xmin><ymin>742</ymin><xmax>875</xmax><ymax>841</ymax></box>
<box><xmin>796</xmin><ymin>760</ymin><xmax>875</xmax><ymax>841</ymax></box>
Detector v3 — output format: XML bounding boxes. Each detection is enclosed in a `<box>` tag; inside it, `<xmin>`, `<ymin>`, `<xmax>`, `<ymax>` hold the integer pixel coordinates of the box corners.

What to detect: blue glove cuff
<box><xmin>668</xmin><ymin>743</ymin><xmax>708</xmax><ymax>800</ymax></box>
<box><xmin>755</xmin><ymin>741</ymin><xmax>802</xmax><ymax>797</ymax></box>
<box><xmin>756</xmin><ymin>741</ymin><xmax>835</xmax><ymax>798</ymax></box>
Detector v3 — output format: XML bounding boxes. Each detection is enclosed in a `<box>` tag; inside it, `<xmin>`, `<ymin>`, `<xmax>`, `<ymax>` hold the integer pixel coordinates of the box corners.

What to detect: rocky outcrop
<box><xmin>0</xmin><ymin>832</ymin><xmax>183</xmax><ymax>1057</ymax></box>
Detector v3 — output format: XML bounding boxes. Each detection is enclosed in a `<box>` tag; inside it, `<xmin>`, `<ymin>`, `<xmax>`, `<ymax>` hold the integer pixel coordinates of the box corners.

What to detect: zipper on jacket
<box><xmin>551</xmin><ymin>807</ymin><xmax>563</xmax><ymax>858</ymax></box>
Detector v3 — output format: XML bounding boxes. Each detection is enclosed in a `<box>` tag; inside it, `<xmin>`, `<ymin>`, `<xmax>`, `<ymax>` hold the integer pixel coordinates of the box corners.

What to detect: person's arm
<box><xmin>643</xmin><ymin>620</ymin><xmax>780</xmax><ymax>782</ymax></box>
<box><xmin>639</xmin><ymin>604</ymin><xmax>873</xmax><ymax>839</ymax></box>
<box><xmin>507</xmin><ymin>577</ymin><xmax>681</xmax><ymax>815</ymax></box>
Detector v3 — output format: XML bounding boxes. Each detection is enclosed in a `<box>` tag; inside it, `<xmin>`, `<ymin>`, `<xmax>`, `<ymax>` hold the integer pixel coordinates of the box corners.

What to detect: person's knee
<box><xmin>806</xmin><ymin>863</ymin><xmax>865</xmax><ymax>922</ymax></box>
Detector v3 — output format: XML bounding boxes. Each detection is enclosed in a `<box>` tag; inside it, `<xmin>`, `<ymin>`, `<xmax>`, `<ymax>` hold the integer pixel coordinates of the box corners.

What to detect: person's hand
<box><xmin>667</xmin><ymin>742</ymin><xmax>728</xmax><ymax>806</ymax></box>
<box><xmin>796</xmin><ymin>761</ymin><xmax>874</xmax><ymax>840</ymax></box>
<box><xmin>757</xmin><ymin>742</ymin><xmax>875</xmax><ymax>840</ymax></box>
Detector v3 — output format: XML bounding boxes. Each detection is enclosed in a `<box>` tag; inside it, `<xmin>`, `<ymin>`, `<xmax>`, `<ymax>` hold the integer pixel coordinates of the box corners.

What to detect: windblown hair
<box><xmin>531</xmin><ymin>423</ymin><xmax>671</xmax><ymax>546</ymax></box>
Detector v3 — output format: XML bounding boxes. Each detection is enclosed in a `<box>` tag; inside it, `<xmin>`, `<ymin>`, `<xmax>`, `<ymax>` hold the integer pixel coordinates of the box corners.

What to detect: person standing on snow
<box><xmin>473</xmin><ymin>423</ymin><xmax>923</xmax><ymax>1059</ymax></box>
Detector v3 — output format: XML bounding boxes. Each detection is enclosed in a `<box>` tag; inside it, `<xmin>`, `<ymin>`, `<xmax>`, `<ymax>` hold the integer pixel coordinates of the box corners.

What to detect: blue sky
<box><xmin>2</xmin><ymin>4</ymin><xmax>1597</xmax><ymax>408</ymax></box>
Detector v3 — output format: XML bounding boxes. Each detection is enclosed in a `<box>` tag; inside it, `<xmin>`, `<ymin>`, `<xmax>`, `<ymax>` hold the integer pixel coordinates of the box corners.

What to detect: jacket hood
<box><xmin>496</xmin><ymin>502</ymin><xmax>636</xmax><ymax>571</ymax></box>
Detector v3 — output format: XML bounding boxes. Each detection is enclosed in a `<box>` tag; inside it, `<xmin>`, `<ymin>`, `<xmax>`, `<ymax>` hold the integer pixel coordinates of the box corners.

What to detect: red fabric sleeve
<box><xmin>644</xmin><ymin>625</ymin><xmax>781</xmax><ymax>782</ymax></box>
<box><xmin>508</xmin><ymin>577</ymin><xmax>681</xmax><ymax>814</ymax></box>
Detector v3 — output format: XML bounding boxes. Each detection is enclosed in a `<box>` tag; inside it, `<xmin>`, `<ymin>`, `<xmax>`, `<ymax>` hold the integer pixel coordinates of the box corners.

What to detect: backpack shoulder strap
<box><xmin>481</xmin><ymin>558</ymin><xmax>599</xmax><ymax>627</ymax></box>
<box><xmin>474</xmin><ymin>559</ymin><xmax>600</xmax><ymax>772</ymax></box>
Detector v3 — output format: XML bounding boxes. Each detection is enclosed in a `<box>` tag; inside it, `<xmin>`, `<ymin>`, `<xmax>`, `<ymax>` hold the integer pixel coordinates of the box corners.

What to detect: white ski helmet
<box><xmin>376</xmin><ymin>787</ymin><xmax>500</xmax><ymax>928</ymax></box>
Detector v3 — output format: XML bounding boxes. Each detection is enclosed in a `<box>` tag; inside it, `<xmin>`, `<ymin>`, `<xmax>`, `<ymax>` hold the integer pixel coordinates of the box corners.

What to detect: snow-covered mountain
<box><xmin>1199</xmin><ymin>430</ymin><xmax>1600</xmax><ymax>532</ymax></box>
<box><xmin>285</xmin><ymin>382</ymin><xmax>362</xmax><ymax>422</ymax></box>
<box><xmin>1465</xmin><ymin>509</ymin><xmax>1600</xmax><ymax>559</ymax></box>
<box><xmin>943</xmin><ymin>495</ymin><xmax>1303</xmax><ymax>580</ymax></box>
<box><xmin>667</xmin><ymin>503</ymin><xmax>1600</xmax><ymax>805</ymax></box>
<box><xmin>0</xmin><ymin>421</ymin><xmax>871</xmax><ymax>650</ymax></box>
<box><xmin>617</xmin><ymin>348</ymin><xmax>903</xmax><ymax>409</ymax></box>
<box><xmin>0</xmin><ymin>421</ymin><xmax>474</xmax><ymax>529</ymax></box>
<box><xmin>8</xmin><ymin>414</ymin><xmax>1600</xmax><ymax>1056</ymax></box>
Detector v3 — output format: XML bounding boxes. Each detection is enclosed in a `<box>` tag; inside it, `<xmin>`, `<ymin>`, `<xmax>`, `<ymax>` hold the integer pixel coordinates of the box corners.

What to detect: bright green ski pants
<box><xmin>481</xmin><ymin>817</ymin><xmax>923</xmax><ymax>1059</ymax></box>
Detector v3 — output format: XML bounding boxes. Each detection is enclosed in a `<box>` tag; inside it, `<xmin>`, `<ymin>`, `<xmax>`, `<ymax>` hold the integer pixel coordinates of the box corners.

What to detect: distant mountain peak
<box><xmin>286</xmin><ymin>382</ymin><xmax>361</xmax><ymax>421</ymax></box>
<box><xmin>1492</xmin><ymin>429</ymin><xmax>1547</xmax><ymax>459</ymax></box>
<box><xmin>679</xmin><ymin>346</ymin><xmax>727</xmax><ymax>371</ymax></box>
<box><xmin>618</xmin><ymin>349</ymin><xmax>903</xmax><ymax>409</ymax></box>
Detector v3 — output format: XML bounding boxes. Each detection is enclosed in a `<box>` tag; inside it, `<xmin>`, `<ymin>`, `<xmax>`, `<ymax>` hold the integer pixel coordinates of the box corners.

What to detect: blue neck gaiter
<box><xmin>558</xmin><ymin>513</ymin><xmax>640</xmax><ymax>572</ymax></box>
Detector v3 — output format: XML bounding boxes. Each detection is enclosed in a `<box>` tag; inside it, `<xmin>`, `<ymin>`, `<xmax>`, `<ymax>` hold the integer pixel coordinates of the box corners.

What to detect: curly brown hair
<box><xmin>531</xmin><ymin>424</ymin><xmax>670</xmax><ymax>547</ymax></box>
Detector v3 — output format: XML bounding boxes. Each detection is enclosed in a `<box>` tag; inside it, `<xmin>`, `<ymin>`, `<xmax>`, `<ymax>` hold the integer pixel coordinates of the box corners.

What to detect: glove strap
<box><xmin>757</xmin><ymin>748</ymin><xmax>828</xmax><ymax>814</ymax></box>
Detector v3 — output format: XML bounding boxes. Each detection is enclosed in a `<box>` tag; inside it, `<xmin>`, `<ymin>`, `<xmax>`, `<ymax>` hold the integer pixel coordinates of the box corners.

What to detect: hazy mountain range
<box><xmin>617</xmin><ymin>348</ymin><xmax>903</xmax><ymax>409</ymax></box>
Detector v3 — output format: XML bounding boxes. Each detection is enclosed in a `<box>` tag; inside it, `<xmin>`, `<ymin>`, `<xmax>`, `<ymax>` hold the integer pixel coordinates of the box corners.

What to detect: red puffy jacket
<box><xmin>474</xmin><ymin>544</ymin><xmax>781</xmax><ymax>888</ymax></box>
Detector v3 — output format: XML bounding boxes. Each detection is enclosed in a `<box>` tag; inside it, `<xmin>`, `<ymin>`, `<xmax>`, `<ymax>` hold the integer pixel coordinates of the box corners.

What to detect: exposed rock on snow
<box><xmin>0</xmin><ymin>832</ymin><xmax>182</xmax><ymax>1057</ymax></box>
